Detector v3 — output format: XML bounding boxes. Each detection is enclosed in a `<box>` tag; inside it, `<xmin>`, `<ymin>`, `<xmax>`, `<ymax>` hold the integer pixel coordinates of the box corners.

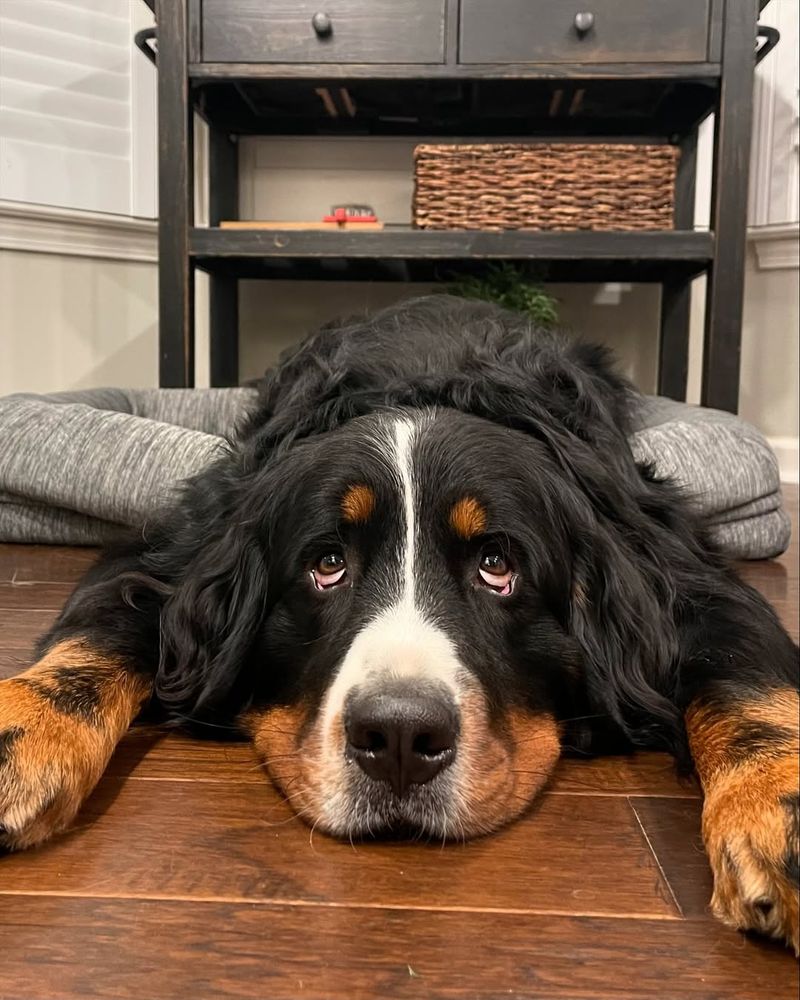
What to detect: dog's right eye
<box><xmin>311</xmin><ymin>552</ymin><xmax>348</xmax><ymax>590</ymax></box>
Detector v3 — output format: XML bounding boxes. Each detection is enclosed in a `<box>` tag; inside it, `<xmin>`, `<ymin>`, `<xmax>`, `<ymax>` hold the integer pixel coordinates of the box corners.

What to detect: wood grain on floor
<box><xmin>0</xmin><ymin>487</ymin><xmax>798</xmax><ymax>1000</ymax></box>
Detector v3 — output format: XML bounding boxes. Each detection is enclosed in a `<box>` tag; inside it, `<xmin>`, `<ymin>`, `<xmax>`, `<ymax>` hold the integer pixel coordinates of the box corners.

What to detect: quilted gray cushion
<box><xmin>0</xmin><ymin>388</ymin><xmax>791</xmax><ymax>558</ymax></box>
<box><xmin>631</xmin><ymin>397</ymin><xmax>790</xmax><ymax>558</ymax></box>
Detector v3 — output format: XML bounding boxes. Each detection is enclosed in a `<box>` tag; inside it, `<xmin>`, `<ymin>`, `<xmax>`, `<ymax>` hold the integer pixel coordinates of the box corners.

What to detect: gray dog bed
<box><xmin>0</xmin><ymin>387</ymin><xmax>791</xmax><ymax>559</ymax></box>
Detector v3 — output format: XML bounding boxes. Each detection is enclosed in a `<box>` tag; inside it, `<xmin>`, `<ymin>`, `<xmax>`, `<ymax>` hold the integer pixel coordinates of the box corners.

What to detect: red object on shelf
<box><xmin>322</xmin><ymin>204</ymin><xmax>379</xmax><ymax>224</ymax></box>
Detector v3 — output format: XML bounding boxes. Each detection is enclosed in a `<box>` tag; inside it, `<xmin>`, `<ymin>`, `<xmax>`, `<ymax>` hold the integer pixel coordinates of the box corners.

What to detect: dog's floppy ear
<box><xmin>568</xmin><ymin>510</ymin><xmax>685</xmax><ymax>751</ymax></box>
<box><xmin>550</xmin><ymin>420</ymin><xmax>718</xmax><ymax>761</ymax></box>
<box><xmin>151</xmin><ymin>470</ymin><xmax>269</xmax><ymax>723</ymax></box>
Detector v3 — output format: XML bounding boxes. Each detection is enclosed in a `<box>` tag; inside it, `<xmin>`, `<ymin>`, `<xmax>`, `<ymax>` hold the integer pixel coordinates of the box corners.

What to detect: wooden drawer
<box><xmin>459</xmin><ymin>0</ymin><xmax>710</xmax><ymax>64</ymax></box>
<box><xmin>201</xmin><ymin>0</ymin><xmax>446</xmax><ymax>64</ymax></box>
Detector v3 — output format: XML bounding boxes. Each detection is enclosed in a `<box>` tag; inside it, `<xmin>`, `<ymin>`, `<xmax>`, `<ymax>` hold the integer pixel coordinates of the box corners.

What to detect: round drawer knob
<box><xmin>574</xmin><ymin>11</ymin><xmax>595</xmax><ymax>35</ymax></box>
<box><xmin>312</xmin><ymin>11</ymin><xmax>333</xmax><ymax>37</ymax></box>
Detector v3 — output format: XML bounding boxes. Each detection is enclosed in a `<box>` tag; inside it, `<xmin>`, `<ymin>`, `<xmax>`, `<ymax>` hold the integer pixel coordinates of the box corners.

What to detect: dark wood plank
<box><xmin>0</xmin><ymin>581</ymin><xmax>76</xmax><ymax>610</ymax></box>
<box><xmin>629</xmin><ymin>796</ymin><xmax>711</xmax><ymax>918</ymax></box>
<box><xmin>107</xmin><ymin>728</ymin><xmax>255</xmax><ymax>782</ymax></box>
<box><xmin>739</xmin><ymin>562</ymin><xmax>799</xmax><ymax>641</ymax></box>
<box><xmin>443</xmin><ymin>0</ymin><xmax>459</xmax><ymax>66</ymax></box>
<box><xmin>157</xmin><ymin>0</ymin><xmax>195</xmax><ymax>387</ymax></box>
<box><xmin>208</xmin><ymin>272</ymin><xmax>240</xmax><ymax>381</ymax></box>
<box><xmin>554</xmin><ymin>753</ymin><xmax>700</xmax><ymax>798</ymax></box>
<box><xmin>0</xmin><ymin>607</ymin><xmax>58</xmax><ymax>677</ymax></box>
<box><xmin>708</xmin><ymin>0</ymin><xmax>725</xmax><ymax>62</ymax></box>
<box><xmin>208</xmin><ymin>126</ymin><xmax>240</xmax><ymax>387</ymax></box>
<box><xmin>701</xmin><ymin>0</ymin><xmax>759</xmax><ymax>412</ymax></box>
<box><xmin>659</xmin><ymin>278</ymin><xmax>693</xmax><ymax>400</ymax></box>
<box><xmin>0</xmin><ymin>609</ymin><xmax>59</xmax><ymax>653</ymax></box>
<box><xmin>197</xmin><ymin>254</ymin><xmax>710</xmax><ymax>285</ymax></box>
<box><xmin>190</xmin><ymin>60</ymin><xmax>721</xmax><ymax>81</ymax></box>
<box><xmin>0</xmin><ymin>545</ymin><xmax>97</xmax><ymax>584</ymax></box>
<box><xmin>187</xmin><ymin>0</ymin><xmax>202</xmax><ymax>64</ymax></box>
<box><xmin>0</xmin><ymin>779</ymin><xmax>679</xmax><ymax>917</ymax></box>
<box><xmin>658</xmin><ymin>130</ymin><xmax>698</xmax><ymax>401</ymax></box>
<box><xmin>1</xmin><ymin>897</ymin><xmax>795</xmax><ymax>1000</ymax></box>
<box><xmin>0</xmin><ymin>650</ymin><xmax>28</xmax><ymax>682</ymax></box>
<box><xmin>191</xmin><ymin>227</ymin><xmax>716</xmax><ymax>262</ymax></box>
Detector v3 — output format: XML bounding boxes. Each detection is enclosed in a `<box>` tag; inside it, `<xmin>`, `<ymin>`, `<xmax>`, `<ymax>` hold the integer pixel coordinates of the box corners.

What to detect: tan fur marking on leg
<box><xmin>686</xmin><ymin>690</ymin><xmax>799</xmax><ymax>785</ymax></box>
<box><xmin>33</xmin><ymin>638</ymin><xmax>118</xmax><ymax>673</ymax></box>
<box><xmin>0</xmin><ymin>640</ymin><xmax>152</xmax><ymax>850</ymax></box>
<box><xmin>686</xmin><ymin>688</ymin><xmax>800</xmax><ymax>954</ymax></box>
<box><xmin>742</xmin><ymin>688</ymin><xmax>800</xmax><ymax>730</ymax></box>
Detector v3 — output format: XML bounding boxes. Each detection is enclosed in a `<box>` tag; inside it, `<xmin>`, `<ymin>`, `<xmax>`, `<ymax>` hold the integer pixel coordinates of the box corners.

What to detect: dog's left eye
<box><xmin>311</xmin><ymin>552</ymin><xmax>348</xmax><ymax>590</ymax></box>
<box><xmin>477</xmin><ymin>548</ymin><xmax>515</xmax><ymax>596</ymax></box>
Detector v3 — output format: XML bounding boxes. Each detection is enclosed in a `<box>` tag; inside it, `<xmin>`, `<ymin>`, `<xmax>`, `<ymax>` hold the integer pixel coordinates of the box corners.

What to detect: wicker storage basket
<box><xmin>413</xmin><ymin>143</ymin><xmax>679</xmax><ymax>231</ymax></box>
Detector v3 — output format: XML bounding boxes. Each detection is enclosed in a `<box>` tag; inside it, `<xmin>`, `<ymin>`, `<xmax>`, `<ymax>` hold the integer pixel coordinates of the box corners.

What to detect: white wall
<box><xmin>0</xmin><ymin>250</ymin><xmax>157</xmax><ymax>395</ymax></box>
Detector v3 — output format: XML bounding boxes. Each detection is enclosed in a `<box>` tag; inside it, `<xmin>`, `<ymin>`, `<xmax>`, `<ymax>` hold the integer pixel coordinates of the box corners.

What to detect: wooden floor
<box><xmin>1</xmin><ymin>489</ymin><xmax>798</xmax><ymax>999</ymax></box>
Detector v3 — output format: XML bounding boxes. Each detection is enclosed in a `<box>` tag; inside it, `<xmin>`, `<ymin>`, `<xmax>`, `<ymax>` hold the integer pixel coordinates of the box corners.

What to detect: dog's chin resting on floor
<box><xmin>0</xmin><ymin>295</ymin><xmax>798</xmax><ymax>951</ymax></box>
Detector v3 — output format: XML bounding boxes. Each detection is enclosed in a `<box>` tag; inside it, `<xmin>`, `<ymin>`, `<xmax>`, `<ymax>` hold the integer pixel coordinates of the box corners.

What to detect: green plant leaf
<box><xmin>446</xmin><ymin>263</ymin><xmax>559</xmax><ymax>327</ymax></box>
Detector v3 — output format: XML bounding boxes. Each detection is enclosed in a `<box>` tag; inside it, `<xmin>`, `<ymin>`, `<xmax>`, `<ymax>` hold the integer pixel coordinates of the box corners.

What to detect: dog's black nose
<box><xmin>344</xmin><ymin>686</ymin><xmax>458</xmax><ymax>798</ymax></box>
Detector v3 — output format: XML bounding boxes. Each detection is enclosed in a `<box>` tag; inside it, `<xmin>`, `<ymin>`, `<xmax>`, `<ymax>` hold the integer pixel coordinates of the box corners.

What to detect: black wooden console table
<box><xmin>146</xmin><ymin>0</ymin><xmax>777</xmax><ymax>412</ymax></box>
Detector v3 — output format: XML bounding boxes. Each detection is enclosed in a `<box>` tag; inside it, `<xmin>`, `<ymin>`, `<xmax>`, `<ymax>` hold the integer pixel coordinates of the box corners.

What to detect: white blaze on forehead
<box><xmin>321</xmin><ymin>413</ymin><xmax>464</xmax><ymax>734</ymax></box>
<box><xmin>392</xmin><ymin>416</ymin><xmax>417</xmax><ymax>609</ymax></box>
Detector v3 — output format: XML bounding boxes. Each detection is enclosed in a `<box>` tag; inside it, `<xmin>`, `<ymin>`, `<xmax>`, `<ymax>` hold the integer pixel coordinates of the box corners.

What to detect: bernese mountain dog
<box><xmin>0</xmin><ymin>296</ymin><xmax>797</xmax><ymax>951</ymax></box>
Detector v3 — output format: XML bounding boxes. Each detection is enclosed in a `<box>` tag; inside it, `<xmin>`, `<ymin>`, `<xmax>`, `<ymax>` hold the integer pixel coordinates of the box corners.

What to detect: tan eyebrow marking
<box><xmin>341</xmin><ymin>484</ymin><xmax>376</xmax><ymax>524</ymax></box>
<box><xmin>449</xmin><ymin>496</ymin><xmax>488</xmax><ymax>540</ymax></box>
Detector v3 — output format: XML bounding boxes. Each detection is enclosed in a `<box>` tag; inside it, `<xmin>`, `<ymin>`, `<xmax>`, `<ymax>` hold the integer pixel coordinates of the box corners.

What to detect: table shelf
<box><xmin>190</xmin><ymin>227</ymin><xmax>714</xmax><ymax>283</ymax></box>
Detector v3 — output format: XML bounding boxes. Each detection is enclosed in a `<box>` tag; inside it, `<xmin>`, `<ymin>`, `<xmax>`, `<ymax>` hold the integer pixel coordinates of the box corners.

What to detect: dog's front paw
<box><xmin>0</xmin><ymin>675</ymin><xmax>113</xmax><ymax>851</ymax></box>
<box><xmin>702</xmin><ymin>762</ymin><xmax>799</xmax><ymax>955</ymax></box>
<box><xmin>0</xmin><ymin>639</ymin><xmax>152</xmax><ymax>853</ymax></box>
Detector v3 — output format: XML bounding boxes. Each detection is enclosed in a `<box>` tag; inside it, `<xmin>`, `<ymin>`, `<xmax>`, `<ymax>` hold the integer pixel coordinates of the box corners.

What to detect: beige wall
<box><xmin>740</xmin><ymin>246</ymin><xmax>799</xmax><ymax>452</ymax></box>
<box><xmin>0</xmin><ymin>249</ymin><xmax>157</xmax><ymax>395</ymax></box>
<box><xmin>239</xmin><ymin>279</ymin><xmax>660</xmax><ymax>390</ymax></box>
<box><xmin>684</xmin><ymin>246</ymin><xmax>800</xmax><ymax>481</ymax></box>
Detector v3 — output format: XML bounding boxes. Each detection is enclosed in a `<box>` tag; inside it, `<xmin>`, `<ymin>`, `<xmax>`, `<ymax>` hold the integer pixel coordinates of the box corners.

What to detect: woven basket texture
<box><xmin>413</xmin><ymin>143</ymin><xmax>679</xmax><ymax>231</ymax></box>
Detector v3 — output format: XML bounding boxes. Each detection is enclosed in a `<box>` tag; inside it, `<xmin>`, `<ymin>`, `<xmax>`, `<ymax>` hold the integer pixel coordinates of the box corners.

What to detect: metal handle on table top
<box><xmin>134</xmin><ymin>26</ymin><xmax>157</xmax><ymax>66</ymax></box>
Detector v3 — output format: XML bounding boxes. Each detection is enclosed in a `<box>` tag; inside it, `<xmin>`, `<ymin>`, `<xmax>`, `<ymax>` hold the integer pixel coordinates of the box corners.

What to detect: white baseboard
<box><xmin>768</xmin><ymin>436</ymin><xmax>800</xmax><ymax>484</ymax></box>
<box><xmin>0</xmin><ymin>199</ymin><xmax>157</xmax><ymax>263</ymax></box>
<box><xmin>748</xmin><ymin>223</ymin><xmax>800</xmax><ymax>271</ymax></box>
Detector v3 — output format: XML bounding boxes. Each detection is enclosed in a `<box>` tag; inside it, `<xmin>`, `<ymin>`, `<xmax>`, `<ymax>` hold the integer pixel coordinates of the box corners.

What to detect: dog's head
<box><xmin>248</xmin><ymin>408</ymin><xmax>584</xmax><ymax>839</ymax></box>
<box><xmin>151</xmin><ymin>298</ymin><xmax>686</xmax><ymax>839</ymax></box>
